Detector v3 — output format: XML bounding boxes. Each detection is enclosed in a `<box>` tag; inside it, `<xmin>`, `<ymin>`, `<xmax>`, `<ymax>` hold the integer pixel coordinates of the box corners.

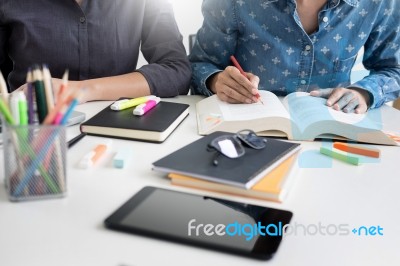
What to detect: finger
<box><xmin>355</xmin><ymin>102</ymin><xmax>368</xmax><ymax>114</ymax></box>
<box><xmin>310</xmin><ymin>88</ymin><xmax>334</xmax><ymax>98</ymax></box>
<box><xmin>247</xmin><ymin>73</ymin><xmax>260</xmax><ymax>91</ymax></box>
<box><xmin>335</xmin><ymin>91</ymin><xmax>354</xmax><ymax>110</ymax></box>
<box><xmin>220</xmin><ymin>77</ymin><xmax>257</xmax><ymax>103</ymax></box>
<box><xmin>343</xmin><ymin>98</ymin><xmax>359</xmax><ymax>113</ymax></box>
<box><xmin>326</xmin><ymin>88</ymin><xmax>346</xmax><ymax>106</ymax></box>
<box><xmin>218</xmin><ymin>86</ymin><xmax>252</xmax><ymax>104</ymax></box>
<box><xmin>226</xmin><ymin>66</ymin><xmax>257</xmax><ymax>99</ymax></box>
<box><xmin>213</xmin><ymin>70</ymin><xmax>254</xmax><ymax>103</ymax></box>
<box><xmin>247</xmin><ymin>73</ymin><xmax>262</xmax><ymax>97</ymax></box>
<box><xmin>217</xmin><ymin>92</ymin><xmax>239</xmax><ymax>104</ymax></box>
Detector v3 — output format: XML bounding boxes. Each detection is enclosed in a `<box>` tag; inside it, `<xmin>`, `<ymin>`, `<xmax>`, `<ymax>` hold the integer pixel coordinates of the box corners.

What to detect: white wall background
<box><xmin>137</xmin><ymin>0</ymin><xmax>204</xmax><ymax>67</ymax></box>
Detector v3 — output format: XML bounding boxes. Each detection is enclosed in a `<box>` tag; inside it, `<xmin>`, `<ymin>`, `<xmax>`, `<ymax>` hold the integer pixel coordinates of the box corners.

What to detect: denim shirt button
<box><xmin>305</xmin><ymin>45</ymin><xmax>312</xmax><ymax>51</ymax></box>
<box><xmin>322</xmin><ymin>17</ymin><xmax>329</xmax><ymax>23</ymax></box>
<box><xmin>300</xmin><ymin>80</ymin><xmax>307</xmax><ymax>85</ymax></box>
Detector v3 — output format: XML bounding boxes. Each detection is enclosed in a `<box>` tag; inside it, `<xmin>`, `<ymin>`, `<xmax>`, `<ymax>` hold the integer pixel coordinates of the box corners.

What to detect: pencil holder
<box><xmin>2</xmin><ymin>121</ymin><xmax>67</xmax><ymax>201</ymax></box>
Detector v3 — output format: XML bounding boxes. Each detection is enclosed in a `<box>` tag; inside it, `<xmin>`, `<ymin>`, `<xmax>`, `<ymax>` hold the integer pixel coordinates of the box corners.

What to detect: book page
<box><xmin>282</xmin><ymin>92</ymin><xmax>381</xmax><ymax>136</ymax></box>
<box><xmin>219</xmin><ymin>91</ymin><xmax>290</xmax><ymax>121</ymax></box>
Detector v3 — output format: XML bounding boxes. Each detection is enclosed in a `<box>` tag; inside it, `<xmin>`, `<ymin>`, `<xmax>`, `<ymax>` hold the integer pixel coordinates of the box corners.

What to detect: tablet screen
<box><xmin>105</xmin><ymin>187</ymin><xmax>292</xmax><ymax>260</ymax></box>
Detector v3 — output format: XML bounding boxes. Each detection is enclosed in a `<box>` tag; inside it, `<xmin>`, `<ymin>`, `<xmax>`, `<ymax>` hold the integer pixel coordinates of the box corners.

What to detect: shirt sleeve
<box><xmin>136</xmin><ymin>0</ymin><xmax>191</xmax><ymax>98</ymax></box>
<box><xmin>350</xmin><ymin>1</ymin><xmax>400</xmax><ymax>109</ymax></box>
<box><xmin>188</xmin><ymin>0</ymin><xmax>238</xmax><ymax>96</ymax></box>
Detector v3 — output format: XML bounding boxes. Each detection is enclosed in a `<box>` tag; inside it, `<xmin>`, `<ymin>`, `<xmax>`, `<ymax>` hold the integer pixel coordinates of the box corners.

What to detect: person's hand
<box><xmin>310</xmin><ymin>87</ymin><xmax>370</xmax><ymax>114</ymax></box>
<box><xmin>207</xmin><ymin>66</ymin><xmax>260</xmax><ymax>104</ymax></box>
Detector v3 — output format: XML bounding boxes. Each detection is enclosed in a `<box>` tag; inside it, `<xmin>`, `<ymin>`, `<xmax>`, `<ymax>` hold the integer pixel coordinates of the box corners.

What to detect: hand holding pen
<box><xmin>207</xmin><ymin>55</ymin><xmax>262</xmax><ymax>104</ymax></box>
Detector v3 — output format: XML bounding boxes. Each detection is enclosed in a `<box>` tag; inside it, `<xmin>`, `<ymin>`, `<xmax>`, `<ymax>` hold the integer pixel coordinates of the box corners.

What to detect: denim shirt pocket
<box><xmin>333</xmin><ymin>54</ymin><xmax>358</xmax><ymax>85</ymax></box>
<box><xmin>334</xmin><ymin>54</ymin><xmax>358</xmax><ymax>73</ymax></box>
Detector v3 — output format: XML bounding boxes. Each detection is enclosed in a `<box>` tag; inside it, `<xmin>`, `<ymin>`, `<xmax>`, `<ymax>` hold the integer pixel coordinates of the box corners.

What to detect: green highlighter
<box><xmin>320</xmin><ymin>147</ymin><xmax>360</xmax><ymax>166</ymax></box>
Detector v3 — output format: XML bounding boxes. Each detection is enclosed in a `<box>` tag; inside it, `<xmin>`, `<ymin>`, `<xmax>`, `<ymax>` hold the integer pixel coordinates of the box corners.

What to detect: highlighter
<box><xmin>110</xmin><ymin>95</ymin><xmax>157</xmax><ymax>111</ymax></box>
<box><xmin>133</xmin><ymin>97</ymin><xmax>161</xmax><ymax>116</ymax></box>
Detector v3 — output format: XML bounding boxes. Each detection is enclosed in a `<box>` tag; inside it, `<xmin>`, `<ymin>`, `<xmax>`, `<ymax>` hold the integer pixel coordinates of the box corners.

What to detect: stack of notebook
<box><xmin>152</xmin><ymin>131</ymin><xmax>301</xmax><ymax>202</ymax></box>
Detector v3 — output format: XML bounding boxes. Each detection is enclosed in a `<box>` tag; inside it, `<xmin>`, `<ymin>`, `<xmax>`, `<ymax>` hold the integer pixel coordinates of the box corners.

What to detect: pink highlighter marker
<box><xmin>133</xmin><ymin>97</ymin><xmax>161</xmax><ymax>116</ymax></box>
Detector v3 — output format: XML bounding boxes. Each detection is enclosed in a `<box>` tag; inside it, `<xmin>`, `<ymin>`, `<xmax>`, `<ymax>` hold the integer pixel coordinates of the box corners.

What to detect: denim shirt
<box><xmin>189</xmin><ymin>0</ymin><xmax>400</xmax><ymax>109</ymax></box>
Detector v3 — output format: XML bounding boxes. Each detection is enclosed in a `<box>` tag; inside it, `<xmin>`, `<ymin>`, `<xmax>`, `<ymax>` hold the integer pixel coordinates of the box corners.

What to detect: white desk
<box><xmin>1</xmin><ymin>96</ymin><xmax>399</xmax><ymax>266</ymax></box>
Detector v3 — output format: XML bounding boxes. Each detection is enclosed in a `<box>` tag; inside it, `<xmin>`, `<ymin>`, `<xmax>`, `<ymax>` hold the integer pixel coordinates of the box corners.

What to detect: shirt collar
<box><xmin>288</xmin><ymin>0</ymin><xmax>360</xmax><ymax>8</ymax></box>
<box><xmin>328</xmin><ymin>0</ymin><xmax>360</xmax><ymax>7</ymax></box>
<box><xmin>341</xmin><ymin>0</ymin><xmax>359</xmax><ymax>7</ymax></box>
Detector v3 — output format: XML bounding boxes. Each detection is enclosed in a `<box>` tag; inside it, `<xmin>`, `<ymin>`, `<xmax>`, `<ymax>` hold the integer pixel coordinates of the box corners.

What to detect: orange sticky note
<box><xmin>333</xmin><ymin>142</ymin><xmax>380</xmax><ymax>158</ymax></box>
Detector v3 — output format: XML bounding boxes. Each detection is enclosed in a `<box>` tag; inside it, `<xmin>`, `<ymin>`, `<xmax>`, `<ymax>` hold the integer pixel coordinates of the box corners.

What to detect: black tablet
<box><xmin>104</xmin><ymin>186</ymin><xmax>293</xmax><ymax>260</ymax></box>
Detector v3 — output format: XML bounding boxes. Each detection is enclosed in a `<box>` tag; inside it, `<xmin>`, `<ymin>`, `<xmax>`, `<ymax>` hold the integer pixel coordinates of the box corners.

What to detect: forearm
<box><xmin>189</xmin><ymin>0</ymin><xmax>238</xmax><ymax>96</ymax></box>
<box><xmin>190</xmin><ymin>61</ymin><xmax>222</xmax><ymax>96</ymax></box>
<box><xmin>350</xmin><ymin>68</ymin><xmax>400</xmax><ymax>109</ymax></box>
<box><xmin>73</xmin><ymin>72</ymin><xmax>151</xmax><ymax>103</ymax></box>
<box><xmin>359</xmin><ymin>1</ymin><xmax>400</xmax><ymax>108</ymax></box>
<box><xmin>138</xmin><ymin>0</ymin><xmax>191</xmax><ymax>97</ymax></box>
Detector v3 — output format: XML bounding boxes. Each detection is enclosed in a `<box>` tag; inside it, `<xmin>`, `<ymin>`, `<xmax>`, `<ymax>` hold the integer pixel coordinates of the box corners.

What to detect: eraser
<box><xmin>113</xmin><ymin>148</ymin><xmax>132</xmax><ymax>169</ymax></box>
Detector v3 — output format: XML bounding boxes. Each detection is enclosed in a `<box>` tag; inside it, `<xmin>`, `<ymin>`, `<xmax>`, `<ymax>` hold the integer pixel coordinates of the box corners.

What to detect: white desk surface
<box><xmin>1</xmin><ymin>96</ymin><xmax>399</xmax><ymax>266</ymax></box>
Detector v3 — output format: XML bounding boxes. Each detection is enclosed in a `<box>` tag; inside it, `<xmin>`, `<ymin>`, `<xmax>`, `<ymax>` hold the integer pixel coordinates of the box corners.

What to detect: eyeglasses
<box><xmin>208</xmin><ymin>129</ymin><xmax>267</xmax><ymax>166</ymax></box>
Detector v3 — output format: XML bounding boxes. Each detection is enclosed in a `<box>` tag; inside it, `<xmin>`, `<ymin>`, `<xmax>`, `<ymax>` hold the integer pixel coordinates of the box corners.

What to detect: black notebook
<box><xmin>152</xmin><ymin>131</ymin><xmax>301</xmax><ymax>189</ymax></box>
<box><xmin>80</xmin><ymin>99</ymin><xmax>189</xmax><ymax>143</ymax></box>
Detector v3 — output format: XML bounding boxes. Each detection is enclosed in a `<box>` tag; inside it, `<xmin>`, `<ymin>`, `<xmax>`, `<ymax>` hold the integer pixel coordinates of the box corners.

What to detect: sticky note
<box><xmin>320</xmin><ymin>147</ymin><xmax>360</xmax><ymax>166</ymax></box>
<box><xmin>333</xmin><ymin>142</ymin><xmax>380</xmax><ymax>158</ymax></box>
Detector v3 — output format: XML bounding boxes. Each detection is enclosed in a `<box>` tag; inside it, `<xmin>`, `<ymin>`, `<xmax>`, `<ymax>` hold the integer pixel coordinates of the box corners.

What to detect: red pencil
<box><xmin>230</xmin><ymin>55</ymin><xmax>264</xmax><ymax>105</ymax></box>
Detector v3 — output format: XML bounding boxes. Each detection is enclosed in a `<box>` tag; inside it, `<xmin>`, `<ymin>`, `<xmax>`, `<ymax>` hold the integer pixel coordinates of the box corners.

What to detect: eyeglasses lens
<box><xmin>237</xmin><ymin>130</ymin><xmax>267</xmax><ymax>149</ymax></box>
<box><xmin>210</xmin><ymin>136</ymin><xmax>245</xmax><ymax>158</ymax></box>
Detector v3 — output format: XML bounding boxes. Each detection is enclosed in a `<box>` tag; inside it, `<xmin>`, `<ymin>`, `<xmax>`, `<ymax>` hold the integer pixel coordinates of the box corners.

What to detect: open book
<box><xmin>196</xmin><ymin>91</ymin><xmax>400</xmax><ymax>145</ymax></box>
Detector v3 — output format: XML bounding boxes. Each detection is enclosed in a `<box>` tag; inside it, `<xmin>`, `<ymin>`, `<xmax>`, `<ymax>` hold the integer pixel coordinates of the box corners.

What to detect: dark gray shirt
<box><xmin>0</xmin><ymin>0</ymin><xmax>191</xmax><ymax>97</ymax></box>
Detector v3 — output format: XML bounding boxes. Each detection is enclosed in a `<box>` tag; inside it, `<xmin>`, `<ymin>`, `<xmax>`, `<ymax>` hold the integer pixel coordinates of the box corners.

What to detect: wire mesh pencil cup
<box><xmin>2</xmin><ymin>121</ymin><xmax>67</xmax><ymax>201</ymax></box>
